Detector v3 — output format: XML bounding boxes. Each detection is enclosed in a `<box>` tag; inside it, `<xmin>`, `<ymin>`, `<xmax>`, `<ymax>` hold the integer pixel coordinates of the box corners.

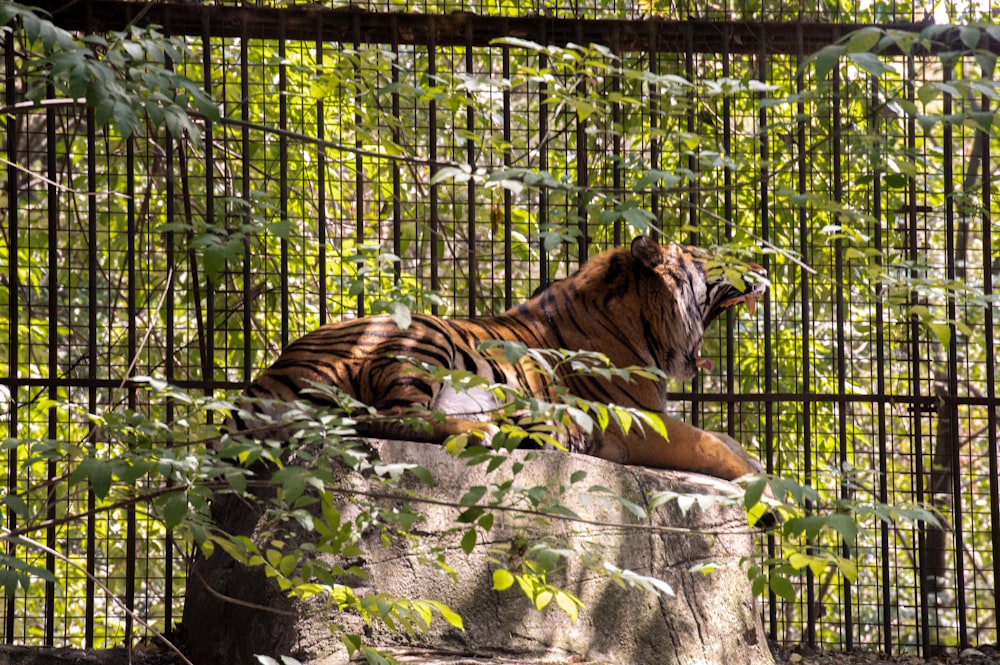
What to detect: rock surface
<box><xmin>181</xmin><ymin>440</ymin><xmax>773</xmax><ymax>665</ymax></box>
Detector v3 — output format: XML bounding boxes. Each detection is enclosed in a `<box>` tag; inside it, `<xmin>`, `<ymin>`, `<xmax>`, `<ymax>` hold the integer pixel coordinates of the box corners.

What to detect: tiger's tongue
<box><xmin>696</xmin><ymin>357</ymin><xmax>714</xmax><ymax>371</ymax></box>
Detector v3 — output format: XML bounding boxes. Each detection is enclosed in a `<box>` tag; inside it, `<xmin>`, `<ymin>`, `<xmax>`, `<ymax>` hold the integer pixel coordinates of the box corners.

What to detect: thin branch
<box><xmin>0</xmin><ymin>474</ymin><xmax>762</xmax><ymax>544</ymax></box>
<box><xmin>3</xmin><ymin>528</ymin><xmax>196</xmax><ymax>665</ymax></box>
<box><xmin>187</xmin><ymin>564</ymin><xmax>299</xmax><ymax>618</ymax></box>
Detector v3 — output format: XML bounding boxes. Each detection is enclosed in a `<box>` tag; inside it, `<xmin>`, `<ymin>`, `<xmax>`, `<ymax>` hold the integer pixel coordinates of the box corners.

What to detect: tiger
<box><xmin>235</xmin><ymin>235</ymin><xmax>766</xmax><ymax>482</ymax></box>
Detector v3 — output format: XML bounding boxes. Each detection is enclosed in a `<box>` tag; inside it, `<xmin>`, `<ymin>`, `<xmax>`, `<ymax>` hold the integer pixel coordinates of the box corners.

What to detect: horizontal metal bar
<box><xmin>31</xmin><ymin>0</ymin><xmax>963</xmax><ymax>56</ymax></box>
<box><xmin>2</xmin><ymin>376</ymin><xmax>986</xmax><ymax>408</ymax></box>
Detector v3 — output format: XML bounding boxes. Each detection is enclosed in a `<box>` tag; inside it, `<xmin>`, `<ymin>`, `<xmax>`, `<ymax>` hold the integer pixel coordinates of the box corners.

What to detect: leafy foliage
<box><xmin>0</xmin><ymin>3</ymin><xmax>218</xmax><ymax>140</ymax></box>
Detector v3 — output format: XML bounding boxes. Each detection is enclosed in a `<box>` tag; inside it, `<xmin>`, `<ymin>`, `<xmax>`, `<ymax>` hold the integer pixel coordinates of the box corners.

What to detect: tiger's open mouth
<box><xmin>704</xmin><ymin>264</ymin><xmax>767</xmax><ymax>325</ymax></box>
<box><xmin>694</xmin><ymin>263</ymin><xmax>767</xmax><ymax>373</ymax></box>
<box><xmin>718</xmin><ymin>288</ymin><xmax>762</xmax><ymax>317</ymax></box>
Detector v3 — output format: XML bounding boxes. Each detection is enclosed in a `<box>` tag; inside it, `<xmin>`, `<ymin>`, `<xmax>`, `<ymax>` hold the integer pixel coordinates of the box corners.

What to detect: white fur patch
<box><xmin>432</xmin><ymin>384</ymin><xmax>500</xmax><ymax>419</ymax></box>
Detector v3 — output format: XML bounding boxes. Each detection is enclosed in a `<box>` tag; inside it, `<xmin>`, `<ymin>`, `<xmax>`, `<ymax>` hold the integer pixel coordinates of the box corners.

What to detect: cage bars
<box><xmin>1</xmin><ymin>1</ymin><xmax>998</xmax><ymax>653</ymax></box>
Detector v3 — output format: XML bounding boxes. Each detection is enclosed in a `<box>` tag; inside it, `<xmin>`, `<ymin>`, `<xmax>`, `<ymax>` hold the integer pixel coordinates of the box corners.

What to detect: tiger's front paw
<box><xmin>711</xmin><ymin>431</ymin><xmax>764</xmax><ymax>474</ymax></box>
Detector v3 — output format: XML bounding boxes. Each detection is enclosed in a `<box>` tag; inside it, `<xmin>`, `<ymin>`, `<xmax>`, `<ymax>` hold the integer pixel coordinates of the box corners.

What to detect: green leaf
<box><xmin>554</xmin><ymin>590</ymin><xmax>579</xmax><ymax>623</ymax></box>
<box><xmin>384</xmin><ymin>301</ymin><xmax>411</xmax><ymax>330</ymax></box>
<box><xmin>533</xmin><ymin>589</ymin><xmax>554</xmax><ymax>611</ymax></box>
<box><xmin>622</xmin><ymin>207</ymin><xmax>655</xmax><ymax>232</ymax></box>
<box><xmin>459</xmin><ymin>486</ymin><xmax>487</xmax><ymax>507</ymax></box>
<box><xmin>162</xmin><ymin>493</ymin><xmax>188</xmax><ymax>529</ymax></box>
<box><xmin>477</xmin><ymin>513</ymin><xmax>494</xmax><ymax>531</ymax></box>
<box><xmin>77</xmin><ymin>458</ymin><xmax>113</xmax><ymax>500</ymax></box>
<box><xmin>848</xmin><ymin>52</ymin><xmax>893</xmax><ymax>77</ymax></box>
<box><xmin>769</xmin><ymin>574</ymin><xmax>796</xmax><ymax>601</ymax></box>
<box><xmin>409</xmin><ymin>465</ymin><xmax>434</xmax><ymax>487</ymax></box>
<box><xmin>1</xmin><ymin>495</ymin><xmax>28</xmax><ymax>521</ymax></box>
<box><xmin>457</xmin><ymin>507</ymin><xmax>484</xmax><ymax>523</ymax></box>
<box><xmin>827</xmin><ymin>514</ymin><xmax>860</xmax><ymax>542</ymax></box>
<box><xmin>788</xmin><ymin>552</ymin><xmax>813</xmax><ymax>570</ymax></box>
<box><xmin>425</xmin><ymin>600</ymin><xmax>464</xmax><ymax>630</ymax></box>
<box><xmin>743</xmin><ymin>478</ymin><xmax>767</xmax><ymax>509</ymax></box>
<box><xmin>846</xmin><ymin>27</ymin><xmax>883</xmax><ymax>53</ymax></box>
<box><xmin>812</xmin><ymin>44</ymin><xmax>846</xmax><ymax>80</ymax></box>
<box><xmin>460</xmin><ymin>529</ymin><xmax>477</xmax><ymax>554</ymax></box>
<box><xmin>430</xmin><ymin>165</ymin><xmax>473</xmax><ymax>185</ymax></box>
<box><xmin>225</xmin><ymin>469</ymin><xmax>247</xmax><ymax>494</ymax></box>
<box><xmin>340</xmin><ymin>634</ymin><xmax>362</xmax><ymax>656</ymax></box>
<box><xmin>959</xmin><ymin>26</ymin><xmax>981</xmax><ymax>50</ymax></box>
<box><xmin>784</xmin><ymin>515</ymin><xmax>827</xmax><ymax>540</ymax></box>
<box><xmin>492</xmin><ymin>568</ymin><xmax>515</xmax><ymax>591</ymax></box>
<box><xmin>837</xmin><ymin>557</ymin><xmax>859</xmax><ymax>583</ymax></box>
<box><xmin>926</xmin><ymin>321</ymin><xmax>951</xmax><ymax>346</ymax></box>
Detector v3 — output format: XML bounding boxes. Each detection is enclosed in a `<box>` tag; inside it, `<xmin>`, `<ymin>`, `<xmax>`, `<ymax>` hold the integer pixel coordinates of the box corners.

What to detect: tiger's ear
<box><xmin>631</xmin><ymin>235</ymin><xmax>666</xmax><ymax>269</ymax></box>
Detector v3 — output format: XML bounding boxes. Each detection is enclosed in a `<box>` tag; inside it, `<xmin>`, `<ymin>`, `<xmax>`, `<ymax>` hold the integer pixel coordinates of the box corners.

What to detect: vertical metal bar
<box><xmin>502</xmin><ymin>42</ymin><xmax>513</xmax><ymax>309</ymax></box>
<box><xmin>428</xmin><ymin>21</ymin><xmax>440</xmax><ymax>313</ymax></box>
<box><xmin>941</xmin><ymin>61</ymin><xmax>968</xmax><ymax>649</ymax></box>
<box><xmin>354</xmin><ymin>14</ymin><xmax>366</xmax><ymax>316</ymax></box>
<box><xmin>465</xmin><ymin>24</ymin><xmax>477</xmax><ymax>316</ymax></box>
<box><xmin>685</xmin><ymin>27</ymin><xmax>697</xmax><ymax>239</ymax></box>
<box><xmin>203</xmin><ymin>12</ymin><xmax>216</xmax><ymax>385</ymax></box>
<box><xmin>82</xmin><ymin>4</ymin><xmax>99</xmax><ymax>646</ymax></box>
<box><xmin>163</xmin><ymin>127</ymin><xmax>176</xmax><ymax>644</ymax></box>
<box><xmin>610</xmin><ymin>32</ymin><xmax>622</xmax><ymax>248</ymax></box>
<box><xmin>757</xmin><ymin>40</ymin><xmax>778</xmax><ymax>642</ymax></box>
<box><xmin>280</xmin><ymin>15</ymin><xmax>290</xmax><ymax>346</ymax></box>
<box><xmin>161</xmin><ymin>14</ymin><xmax>177</xmax><ymax>634</ymax></box>
<box><xmin>575</xmin><ymin>24</ymin><xmax>588</xmax><ymax>261</ymax></box>
<box><xmin>241</xmin><ymin>15</ymin><xmax>253</xmax><ymax>376</ymax></box>
<box><xmin>870</xmin><ymin>75</ymin><xmax>892</xmax><ymax>656</ymax></box>
<box><xmin>537</xmin><ymin>26</ymin><xmax>549</xmax><ymax>285</ymax></box>
<box><xmin>722</xmin><ymin>29</ymin><xmax>735</xmax><ymax>436</ymax></box>
<box><xmin>795</xmin><ymin>25</ymin><xmax>816</xmax><ymax>648</ymax></box>
<box><xmin>317</xmin><ymin>22</ymin><xmax>329</xmax><ymax>326</ymax></box>
<box><xmin>647</xmin><ymin>24</ymin><xmax>659</xmax><ymax>229</ymax></box>
<box><xmin>44</xmin><ymin>81</ymin><xmax>58</xmax><ymax>648</ymax></box>
<box><xmin>124</xmin><ymin>137</ymin><xmax>137</xmax><ymax>650</ymax></box>
<box><xmin>684</xmin><ymin>27</ymin><xmax>702</xmax><ymax>432</ymax></box>
<box><xmin>905</xmin><ymin>50</ymin><xmax>930</xmax><ymax>657</ymax></box>
<box><xmin>831</xmin><ymin>59</ymin><xmax>855</xmax><ymax>651</ymax></box>
<box><xmin>85</xmin><ymin>102</ymin><xmax>98</xmax><ymax>649</ymax></box>
<box><xmin>4</xmin><ymin>32</ymin><xmax>19</xmax><ymax>647</ymax></box>
<box><xmin>391</xmin><ymin>16</ymin><xmax>402</xmax><ymax>285</ymax></box>
<box><xmin>982</xmin><ymin>73</ymin><xmax>999</xmax><ymax>643</ymax></box>
<box><xmin>898</xmin><ymin>49</ymin><xmax>931</xmax><ymax>656</ymax></box>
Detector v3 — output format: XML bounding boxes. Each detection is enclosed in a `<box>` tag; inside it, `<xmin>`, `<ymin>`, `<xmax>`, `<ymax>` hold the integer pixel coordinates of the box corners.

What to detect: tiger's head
<box><xmin>628</xmin><ymin>235</ymin><xmax>767</xmax><ymax>381</ymax></box>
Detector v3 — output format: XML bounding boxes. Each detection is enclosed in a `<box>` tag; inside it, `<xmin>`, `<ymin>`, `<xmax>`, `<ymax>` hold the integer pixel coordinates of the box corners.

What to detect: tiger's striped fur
<box><xmin>238</xmin><ymin>235</ymin><xmax>766</xmax><ymax>481</ymax></box>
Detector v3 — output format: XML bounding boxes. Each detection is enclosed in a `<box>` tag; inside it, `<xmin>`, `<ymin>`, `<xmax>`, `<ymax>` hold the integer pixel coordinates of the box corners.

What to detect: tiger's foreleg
<box><xmin>356</xmin><ymin>407</ymin><xmax>499</xmax><ymax>445</ymax></box>
<box><xmin>609</xmin><ymin>415</ymin><xmax>763</xmax><ymax>482</ymax></box>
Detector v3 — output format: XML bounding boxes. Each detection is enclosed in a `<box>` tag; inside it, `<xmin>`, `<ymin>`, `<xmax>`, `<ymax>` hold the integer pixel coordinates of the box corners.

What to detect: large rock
<box><xmin>181</xmin><ymin>440</ymin><xmax>773</xmax><ymax>665</ymax></box>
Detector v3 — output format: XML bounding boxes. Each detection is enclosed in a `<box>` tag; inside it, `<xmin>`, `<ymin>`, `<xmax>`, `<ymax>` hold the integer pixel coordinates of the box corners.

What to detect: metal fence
<box><xmin>1</xmin><ymin>0</ymin><xmax>998</xmax><ymax>656</ymax></box>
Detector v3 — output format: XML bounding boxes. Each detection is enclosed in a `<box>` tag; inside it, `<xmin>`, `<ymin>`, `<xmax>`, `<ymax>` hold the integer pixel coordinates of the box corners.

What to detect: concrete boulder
<box><xmin>181</xmin><ymin>440</ymin><xmax>773</xmax><ymax>665</ymax></box>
